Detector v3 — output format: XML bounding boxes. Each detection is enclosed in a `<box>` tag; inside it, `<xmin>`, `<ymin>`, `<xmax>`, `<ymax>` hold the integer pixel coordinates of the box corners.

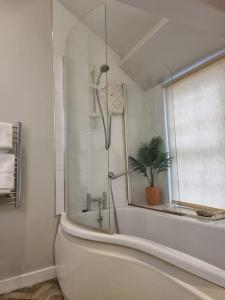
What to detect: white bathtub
<box><xmin>55</xmin><ymin>206</ymin><xmax>225</xmax><ymax>300</ymax></box>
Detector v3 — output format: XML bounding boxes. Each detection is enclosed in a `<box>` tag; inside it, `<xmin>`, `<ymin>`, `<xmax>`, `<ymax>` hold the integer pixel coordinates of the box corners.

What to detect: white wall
<box><xmin>0</xmin><ymin>0</ymin><xmax>58</xmax><ymax>280</ymax></box>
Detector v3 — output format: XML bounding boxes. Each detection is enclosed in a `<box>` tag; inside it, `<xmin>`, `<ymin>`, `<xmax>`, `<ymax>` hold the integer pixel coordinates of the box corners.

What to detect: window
<box><xmin>166</xmin><ymin>57</ymin><xmax>225</xmax><ymax>209</ymax></box>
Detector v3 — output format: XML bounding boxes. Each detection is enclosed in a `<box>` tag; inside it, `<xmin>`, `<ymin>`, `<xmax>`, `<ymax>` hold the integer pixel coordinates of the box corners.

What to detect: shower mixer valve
<box><xmin>83</xmin><ymin>192</ymin><xmax>107</xmax><ymax>212</ymax></box>
<box><xmin>82</xmin><ymin>192</ymin><xmax>107</xmax><ymax>229</ymax></box>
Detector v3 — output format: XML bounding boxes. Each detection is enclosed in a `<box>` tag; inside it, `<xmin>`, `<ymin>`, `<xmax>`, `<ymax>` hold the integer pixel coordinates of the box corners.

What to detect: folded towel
<box><xmin>0</xmin><ymin>122</ymin><xmax>13</xmax><ymax>149</ymax></box>
<box><xmin>0</xmin><ymin>153</ymin><xmax>15</xmax><ymax>194</ymax></box>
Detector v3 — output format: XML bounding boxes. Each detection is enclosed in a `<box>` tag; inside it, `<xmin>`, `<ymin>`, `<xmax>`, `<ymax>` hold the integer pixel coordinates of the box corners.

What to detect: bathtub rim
<box><xmin>57</xmin><ymin>226</ymin><xmax>218</xmax><ymax>300</ymax></box>
<box><xmin>60</xmin><ymin>212</ymin><xmax>225</xmax><ymax>289</ymax></box>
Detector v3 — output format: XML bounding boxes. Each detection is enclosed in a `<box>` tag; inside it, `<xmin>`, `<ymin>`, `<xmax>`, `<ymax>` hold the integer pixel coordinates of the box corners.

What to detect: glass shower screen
<box><xmin>65</xmin><ymin>4</ymin><xmax>111</xmax><ymax>232</ymax></box>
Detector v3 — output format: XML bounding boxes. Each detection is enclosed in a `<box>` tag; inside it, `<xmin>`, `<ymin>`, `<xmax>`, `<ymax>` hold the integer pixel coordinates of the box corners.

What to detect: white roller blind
<box><xmin>166</xmin><ymin>57</ymin><xmax>225</xmax><ymax>209</ymax></box>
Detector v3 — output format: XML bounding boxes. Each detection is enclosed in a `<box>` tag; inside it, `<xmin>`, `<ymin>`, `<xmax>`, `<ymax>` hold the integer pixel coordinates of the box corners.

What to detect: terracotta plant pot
<box><xmin>145</xmin><ymin>187</ymin><xmax>160</xmax><ymax>205</ymax></box>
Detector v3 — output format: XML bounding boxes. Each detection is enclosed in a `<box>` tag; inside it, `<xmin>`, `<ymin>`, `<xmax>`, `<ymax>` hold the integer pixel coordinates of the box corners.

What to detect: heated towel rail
<box><xmin>0</xmin><ymin>122</ymin><xmax>22</xmax><ymax>208</ymax></box>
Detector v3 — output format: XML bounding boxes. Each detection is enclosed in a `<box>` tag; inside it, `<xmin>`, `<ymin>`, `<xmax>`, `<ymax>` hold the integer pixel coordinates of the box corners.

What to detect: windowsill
<box><xmin>129</xmin><ymin>201</ymin><xmax>225</xmax><ymax>221</ymax></box>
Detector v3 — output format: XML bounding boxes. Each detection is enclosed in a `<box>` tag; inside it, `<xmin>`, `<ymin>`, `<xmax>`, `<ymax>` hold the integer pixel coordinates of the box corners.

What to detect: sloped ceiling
<box><xmin>83</xmin><ymin>1</ymin><xmax>163</xmax><ymax>57</ymax></box>
<box><xmin>117</xmin><ymin>0</ymin><xmax>225</xmax><ymax>37</ymax></box>
<box><xmin>193</xmin><ymin>0</ymin><xmax>225</xmax><ymax>13</ymax></box>
<box><xmin>58</xmin><ymin>0</ymin><xmax>103</xmax><ymax>18</ymax></box>
<box><xmin>59</xmin><ymin>0</ymin><xmax>225</xmax><ymax>90</ymax></box>
<box><xmin>59</xmin><ymin>0</ymin><xmax>163</xmax><ymax>57</ymax></box>
<box><xmin>121</xmin><ymin>22</ymin><xmax>225</xmax><ymax>89</ymax></box>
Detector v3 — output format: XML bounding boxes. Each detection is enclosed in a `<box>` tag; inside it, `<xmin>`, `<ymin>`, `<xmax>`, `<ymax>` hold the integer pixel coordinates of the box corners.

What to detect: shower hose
<box><xmin>95</xmin><ymin>85</ymin><xmax>119</xmax><ymax>233</ymax></box>
<box><xmin>109</xmin><ymin>178</ymin><xmax>119</xmax><ymax>234</ymax></box>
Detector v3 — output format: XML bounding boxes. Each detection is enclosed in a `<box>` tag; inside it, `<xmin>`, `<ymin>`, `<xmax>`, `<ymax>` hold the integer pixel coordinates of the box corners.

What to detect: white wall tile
<box><xmin>67</xmin><ymin>109</ymin><xmax>88</xmax><ymax>131</ymax></box>
<box><xmin>78</xmin><ymin>130</ymin><xmax>88</xmax><ymax>152</ymax></box>
<box><xmin>89</xmin><ymin>131</ymin><xmax>105</xmax><ymax>151</ymax></box>
<box><xmin>67</xmin><ymin>129</ymin><xmax>78</xmax><ymax>149</ymax></box>
<box><xmin>110</xmin><ymin>187</ymin><xmax>127</xmax><ymax>207</ymax></box>
<box><xmin>54</xmin><ymin>68</ymin><xmax>63</xmax><ymax>90</ymax></box>
<box><xmin>110</xmin><ymin>175</ymin><xmax>127</xmax><ymax>188</ymax></box>
<box><xmin>56</xmin><ymin>149</ymin><xmax>64</xmax><ymax>170</ymax></box>
<box><xmin>109</xmin><ymin>150</ymin><xmax>126</xmax><ymax>173</ymax></box>
<box><xmin>54</xmin><ymin>55</ymin><xmax>64</xmax><ymax>70</ymax></box>
<box><xmin>90</xmin><ymin>150</ymin><xmax>108</xmax><ymax>171</ymax></box>
<box><xmin>110</xmin><ymin>133</ymin><xmax>125</xmax><ymax>151</ymax></box>
<box><xmin>80</xmin><ymin>171</ymin><xmax>88</xmax><ymax>189</ymax></box>
<box><xmin>111</xmin><ymin>116</ymin><xmax>124</xmax><ymax>134</ymax></box>
<box><xmin>55</xmin><ymin>107</ymin><xmax>64</xmax><ymax>129</ymax></box>
<box><xmin>55</xmin><ymin>128</ymin><xmax>64</xmax><ymax>149</ymax></box>
<box><xmin>55</xmin><ymin>90</ymin><xmax>64</xmax><ymax>108</ymax></box>
<box><xmin>56</xmin><ymin>191</ymin><xmax>65</xmax><ymax>215</ymax></box>
<box><xmin>56</xmin><ymin>170</ymin><xmax>64</xmax><ymax>192</ymax></box>
<box><xmin>88</xmin><ymin>170</ymin><xmax>108</xmax><ymax>190</ymax></box>
<box><xmin>68</xmin><ymin>169</ymin><xmax>80</xmax><ymax>189</ymax></box>
<box><xmin>54</xmin><ymin>1</ymin><xmax>147</xmax><ymax>216</ymax></box>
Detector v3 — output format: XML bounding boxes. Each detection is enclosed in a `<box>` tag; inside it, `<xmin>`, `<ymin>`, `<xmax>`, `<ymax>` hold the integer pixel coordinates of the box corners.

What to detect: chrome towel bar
<box><xmin>0</xmin><ymin>122</ymin><xmax>22</xmax><ymax>208</ymax></box>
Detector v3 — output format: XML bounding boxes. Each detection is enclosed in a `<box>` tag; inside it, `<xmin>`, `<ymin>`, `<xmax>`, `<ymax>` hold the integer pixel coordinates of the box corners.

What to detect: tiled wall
<box><xmin>54</xmin><ymin>0</ymin><xmax>165</xmax><ymax>215</ymax></box>
<box><xmin>127</xmin><ymin>85</ymin><xmax>169</xmax><ymax>206</ymax></box>
<box><xmin>53</xmin><ymin>0</ymin><xmax>76</xmax><ymax>214</ymax></box>
<box><xmin>54</xmin><ymin>55</ymin><xmax>65</xmax><ymax>215</ymax></box>
<box><xmin>65</xmin><ymin>16</ymin><xmax>146</xmax><ymax>215</ymax></box>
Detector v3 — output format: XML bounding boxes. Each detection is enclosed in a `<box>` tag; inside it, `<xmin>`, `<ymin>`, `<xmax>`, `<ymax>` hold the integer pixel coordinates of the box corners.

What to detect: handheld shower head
<box><xmin>95</xmin><ymin>63</ymin><xmax>111</xmax><ymax>150</ymax></box>
<box><xmin>100</xmin><ymin>64</ymin><xmax>110</xmax><ymax>73</ymax></box>
<box><xmin>96</xmin><ymin>64</ymin><xmax>110</xmax><ymax>85</ymax></box>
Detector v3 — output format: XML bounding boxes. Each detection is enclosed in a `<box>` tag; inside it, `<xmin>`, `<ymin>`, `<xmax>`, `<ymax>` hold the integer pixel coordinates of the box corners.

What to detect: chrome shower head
<box><xmin>100</xmin><ymin>64</ymin><xmax>110</xmax><ymax>73</ymax></box>
<box><xmin>96</xmin><ymin>64</ymin><xmax>110</xmax><ymax>85</ymax></box>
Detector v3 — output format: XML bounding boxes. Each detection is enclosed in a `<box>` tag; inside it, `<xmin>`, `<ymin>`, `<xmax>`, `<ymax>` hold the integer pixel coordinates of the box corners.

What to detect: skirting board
<box><xmin>0</xmin><ymin>266</ymin><xmax>56</xmax><ymax>295</ymax></box>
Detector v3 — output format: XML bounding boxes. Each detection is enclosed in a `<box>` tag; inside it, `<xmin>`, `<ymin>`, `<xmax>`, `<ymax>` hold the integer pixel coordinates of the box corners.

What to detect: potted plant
<box><xmin>129</xmin><ymin>136</ymin><xmax>172</xmax><ymax>205</ymax></box>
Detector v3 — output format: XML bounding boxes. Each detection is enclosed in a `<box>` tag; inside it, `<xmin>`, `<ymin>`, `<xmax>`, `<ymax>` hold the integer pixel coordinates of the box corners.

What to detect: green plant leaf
<box><xmin>129</xmin><ymin>156</ymin><xmax>147</xmax><ymax>176</ymax></box>
<box><xmin>128</xmin><ymin>136</ymin><xmax>173</xmax><ymax>186</ymax></box>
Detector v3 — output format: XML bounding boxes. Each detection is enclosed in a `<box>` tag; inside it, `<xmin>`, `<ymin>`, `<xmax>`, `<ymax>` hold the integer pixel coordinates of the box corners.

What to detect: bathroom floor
<box><xmin>0</xmin><ymin>279</ymin><xmax>63</xmax><ymax>300</ymax></box>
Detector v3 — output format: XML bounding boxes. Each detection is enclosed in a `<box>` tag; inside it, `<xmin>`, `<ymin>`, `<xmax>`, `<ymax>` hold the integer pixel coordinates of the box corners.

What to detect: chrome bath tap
<box><xmin>83</xmin><ymin>192</ymin><xmax>107</xmax><ymax>229</ymax></box>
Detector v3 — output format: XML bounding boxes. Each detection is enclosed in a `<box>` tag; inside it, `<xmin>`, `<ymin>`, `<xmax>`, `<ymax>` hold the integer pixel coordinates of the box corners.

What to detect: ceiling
<box><xmin>83</xmin><ymin>1</ymin><xmax>163</xmax><ymax>57</ymax></box>
<box><xmin>191</xmin><ymin>0</ymin><xmax>225</xmax><ymax>12</ymax></box>
<box><xmin>58</xmin><ymin>0</ymin><xmax>104</xmax><ymax>18</ymax></box>
<box><xmin>59</xmin><ymin>0</ymin><xmax>225</xmax><ymax>90</ymax></box>
<box><xmin>121</xmin><ymin>22</ymin><xmax>225</xmax><ymax>89</ymax></box>
<box><xmin>118</xmin><ymin>0</ymin><xmax>225</xmax><ymax>37</ymax></box>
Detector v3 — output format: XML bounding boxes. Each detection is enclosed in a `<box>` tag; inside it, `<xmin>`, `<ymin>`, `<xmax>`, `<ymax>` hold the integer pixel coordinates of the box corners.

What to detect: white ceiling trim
<box><xmin>120</xmin><ymin>17</ymin><xmax>169</xmax><ymax>65</ymax></box>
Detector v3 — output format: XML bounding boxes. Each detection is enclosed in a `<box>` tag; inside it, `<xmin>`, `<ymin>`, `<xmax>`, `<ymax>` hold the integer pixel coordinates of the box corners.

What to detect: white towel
<box><xmin>0</xmin><ymin>153</ymin><xmax>15</xmax><ymax>194</ymax></box>
<box><xmin>0</xmin><ymin>122</ymin><xmax>13</xmax><ymax>149</ymax></box>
